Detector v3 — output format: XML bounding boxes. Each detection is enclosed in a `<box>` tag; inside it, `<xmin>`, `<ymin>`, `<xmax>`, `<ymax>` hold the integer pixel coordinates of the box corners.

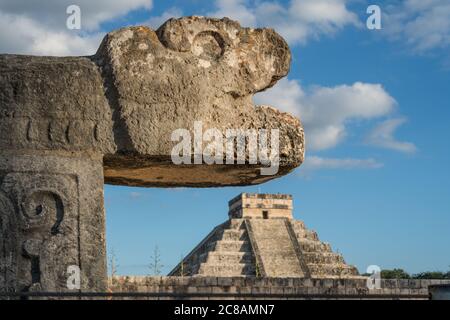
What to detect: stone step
<box><xmin>207</xmin><ymin>240</ymin><xmax>251</xmax><ymax>252</ymax></box>
<box><xmin>228</xmin><ymin>219</ymin><xmax>246</xmax><ymax>230</ymax></box>
<box><xmin>291</xmin><ymin>220</ymin><xmax>305</xmax><ymax>229</ymax></box>
<box><xmin>219</xmin><ymin>229</ymin><xmax>247</xmax><ymax>241</ymax></box>
<box><xmin>200</xmin><ymin>251</ymin><xmax>254</xmax><ymax>264</ymax></box>
<box><xmin>308</xmin><ymin>263</ymin><xmax>359</xmax><ymax>278</ymax></box>
<box><xmin>247</xmin><ymin>219</ymin><xmax>305</xmax><ymax>277</ymax></box>
<box><xmin>197</xmin><ymin>263</ymin><xmax>255</xmax><ymax>276</ymax></box>
<box><xmin>302</xmin><ymin>252</ymin><xmax>344</xmax><ymax>264</ymax></box>
<box><xmin>295</xmin><ymin>229</ymin><xmax>319</xmax><ymax>241</ymax></box>
<box><xmin>298</xmin><ymin>239</ymin><xmax>332</xmax><ymax>253</ymax></box>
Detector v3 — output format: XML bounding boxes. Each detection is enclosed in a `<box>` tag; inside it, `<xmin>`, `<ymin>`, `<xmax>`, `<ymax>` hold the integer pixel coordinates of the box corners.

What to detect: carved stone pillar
<box><xmin>0</xmin><ymin>151</ymin><xmax>107</xmax><ymax>295</ymax></box>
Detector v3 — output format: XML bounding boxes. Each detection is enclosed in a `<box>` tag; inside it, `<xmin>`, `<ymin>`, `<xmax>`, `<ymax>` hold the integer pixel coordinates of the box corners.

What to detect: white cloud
<box><xmin>0</xmin><ymin>0</ymin><xmax>153</xmax><ymax>31</ymax></box>
<box><xmin>366</xmin><ymin>118</ymin><xmax>417</xmax><ymax>154</ymax></box>
<box><xmin>209</xmin><ymin>0</ymin><xmax>360</xmax><ymax>44</ymax></box>
<box><xmin>384</xmin><ymin>0</ymin><xmax>450</xmax><ymax>53</ymax></box>
<box><xmin>145</xmin><ymin>7</ymin><xmax>183</xmax><ymax>29</ymax></box>
<box><xmin>0</xmin><ymin>12</ymin><xmax>103</xmax><ymax>56</ymax></box>
<box><xmin>254</xmin><ymin>79</ymin><xmax>397</xmax><ymax>151</ymax></box>
<box><xmin>129</xmin><ymin>192</ymin><xmax>143</xmax><ymax>199</ymax></box>
<box><xmin>211</xmin><ymin>0</ymin><xmax>257</xmax><ymax>27</ymax></box>
<box><xmin>0</xmin><ymin>0</ymin><xmax>358</xmax><ymax>54</ymax></box>
<box><xmin>0</xmin><ymin>0</ymin><xmax>153</xmax><ymax>56</ymax></box>
<box><xmin>302</xmin><ymin>156</ymin><xmax>383</xmax><ymax>171</ymax></box>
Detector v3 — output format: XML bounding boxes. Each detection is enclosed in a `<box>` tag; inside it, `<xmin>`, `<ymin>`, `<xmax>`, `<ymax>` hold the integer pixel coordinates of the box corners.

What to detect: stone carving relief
<box><xmin>0</xmin><ymin>173</ymin><xmax>79</xmax><ymax>293</ymax></box>
<box><xmin>0</xmin><ymin>190</ymin><xmax>17</xmax><ymax>293</ymax></box>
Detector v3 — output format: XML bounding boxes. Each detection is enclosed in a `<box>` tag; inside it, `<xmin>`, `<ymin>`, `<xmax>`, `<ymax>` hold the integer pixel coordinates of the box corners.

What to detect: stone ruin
<box><xmin>0</xmin><ymin>15</ymin><xmax>360</xmax><ymax>296</ymax></box>
<box><xmin>169</xmin><ymin>193</ymin><xmax>359</xmax><ymax>278</ymax></box>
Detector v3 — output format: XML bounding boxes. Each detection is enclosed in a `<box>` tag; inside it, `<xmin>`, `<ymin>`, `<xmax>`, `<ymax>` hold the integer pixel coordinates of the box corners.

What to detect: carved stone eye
<box><xmin>35</xmin><ymin>205</ymin><xmax>43</xmax><ymax>216</ymax></box>
<box><xmin>23</xmin><ymin>191</ymin><xmax>65</xmax><ymax>234</ymax></box>
<box><xmin>192</xmin><ymin>31</ymin><xmax>225</xmax><ymax>62</ymax></box>
<box><xmin>24</xmin><ymin>192</ymin><xmax>55</xmax><ymax>221</ymax></box>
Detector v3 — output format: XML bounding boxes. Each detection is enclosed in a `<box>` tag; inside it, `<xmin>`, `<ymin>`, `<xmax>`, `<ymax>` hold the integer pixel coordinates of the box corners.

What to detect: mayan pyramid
<box><xmin>169</xmin><ymin>193</ymin><xmax>360</xmax><ymax>278</ymax></box>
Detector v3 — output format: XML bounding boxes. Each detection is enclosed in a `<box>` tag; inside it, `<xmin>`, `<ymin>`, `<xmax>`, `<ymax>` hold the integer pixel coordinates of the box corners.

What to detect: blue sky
<box><xmin>103</xmin><ymin>1</ymin><xmax>450</xmax><ymax>275</ymax></box>
<box><xmin>1</xmin><ymin>0</ymin><xmax>448</xmax><ymax>275</ymax></box>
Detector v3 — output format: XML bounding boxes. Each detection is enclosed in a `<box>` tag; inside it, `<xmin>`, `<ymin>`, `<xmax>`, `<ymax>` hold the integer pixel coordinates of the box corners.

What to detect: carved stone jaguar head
<box><xmin>95</xmin><ymin>16</ymin><xmax>304</xmax><ymax>186</ymax></box>
<box><xmin>0</xmin><ymin>16</ymin><xmax>304</xmax><ymax>187</ymax></box>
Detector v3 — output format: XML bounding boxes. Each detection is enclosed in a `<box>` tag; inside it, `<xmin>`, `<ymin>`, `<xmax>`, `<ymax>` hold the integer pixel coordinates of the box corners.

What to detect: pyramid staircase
<box><xmin>170</xmin><ymin>219</ymin><xmax>257</xmax><ymax>277</ymax></box>
<box><xmin>245</xmin><ymin>219</ymin><xmax>306</xmax><ymax>277</ymax></box>
<box><xmin>169</xmin><ymin>218</ymin><xmax>359</xmax><ymax>279</ymax></box>
<box><xmin>290</xmin><ymin>220</ymin><xmax>359</xmax><ymax>278</ymax></box>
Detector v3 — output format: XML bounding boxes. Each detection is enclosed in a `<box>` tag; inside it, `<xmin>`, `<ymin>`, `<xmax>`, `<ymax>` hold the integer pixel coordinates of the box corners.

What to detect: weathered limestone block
<box><xmin>98</xmin><ymin>17</ymin><xmax>303</xmax><ymax>187</ymax></box>
<box><xmin>0</xmin><ymin>17</ymin><xmax>304</xmax><ymax>294</ymax></box>
<box><xmin>0</xmin><ymin>152</ymin><xmax>106</xmax><ymax>294</ymax></box>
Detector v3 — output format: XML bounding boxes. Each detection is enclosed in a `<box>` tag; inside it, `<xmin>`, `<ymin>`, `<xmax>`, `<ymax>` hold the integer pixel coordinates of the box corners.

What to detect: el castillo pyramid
<box><xmin>169</xmin><ymin>193</ymin><xmax>359</xmax><ymax>278</ymax></box>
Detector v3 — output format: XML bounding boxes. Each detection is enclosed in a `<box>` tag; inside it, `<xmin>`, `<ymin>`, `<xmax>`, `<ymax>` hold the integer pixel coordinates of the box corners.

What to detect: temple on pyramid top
<box><xmin>228</xmin><ymin>193</ymin><xmax>293</xmax><ymax>219</ymax></box>
<box><xmin>169</xmin><ymin>194</ymin><xmax>361</xmax><ymax>279</ymax></box>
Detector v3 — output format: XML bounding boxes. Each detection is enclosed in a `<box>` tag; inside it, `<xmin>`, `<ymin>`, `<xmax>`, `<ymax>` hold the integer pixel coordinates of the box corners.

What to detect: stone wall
<box><xmin>109</xmin><ymin>276</ymin><xmax>450</xmax><ymax>300</ymax></box>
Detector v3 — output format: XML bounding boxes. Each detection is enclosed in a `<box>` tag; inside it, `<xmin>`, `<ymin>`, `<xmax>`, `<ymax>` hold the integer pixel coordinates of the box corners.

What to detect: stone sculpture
<box><xmin>0</xmin><ymin>17</ymin><xmax>304</xmax><ymax>294</ymax></box>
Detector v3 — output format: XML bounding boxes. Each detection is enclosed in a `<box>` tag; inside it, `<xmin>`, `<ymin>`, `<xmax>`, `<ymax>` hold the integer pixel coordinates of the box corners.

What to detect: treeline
<box><xmin>367</xmin><ymin>268</ymin><xmax>450</xmax><ymax>279</ymax></box>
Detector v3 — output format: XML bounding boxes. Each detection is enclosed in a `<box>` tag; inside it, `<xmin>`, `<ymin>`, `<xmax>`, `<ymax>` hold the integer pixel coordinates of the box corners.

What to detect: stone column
<box><xmin>0</xmin><ymin>150</ymin><xmax>107</xmax><ymax>295</ymax></box>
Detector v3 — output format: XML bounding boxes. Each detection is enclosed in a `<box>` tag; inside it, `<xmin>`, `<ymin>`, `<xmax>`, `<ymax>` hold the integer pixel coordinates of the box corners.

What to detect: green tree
<box><xmin>369</xmin><ymin>266</ymin><xmax>450</xmax><ymax>280</ymax></box>
<box><xmin>412</xmin><ymin>271</ymin><xmax>446</xmax><ymax>279</ymax></box>
<box><xmin>381</xmin><ymin>269</ymin><xmax>410</xmax><ymax>279</ymax></box>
